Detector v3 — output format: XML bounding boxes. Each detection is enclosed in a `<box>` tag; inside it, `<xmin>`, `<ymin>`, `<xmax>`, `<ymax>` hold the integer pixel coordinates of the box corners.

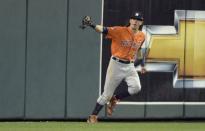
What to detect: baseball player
<box><xmin>81</xmin><ymin>12</ymin><xmax>146</xmax><ymax>123</ymax></box>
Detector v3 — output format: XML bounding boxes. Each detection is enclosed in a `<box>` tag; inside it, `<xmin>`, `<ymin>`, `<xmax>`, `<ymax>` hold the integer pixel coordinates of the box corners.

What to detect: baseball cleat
<box><xmin>87</xmin><ymin>115</ymin><xmax>98</xmax><ymax>124</ymax></box>
<box><xmin>107</xmin><ymin>96</ymin><xmax>119</xmax><ymax>116</ymax></box>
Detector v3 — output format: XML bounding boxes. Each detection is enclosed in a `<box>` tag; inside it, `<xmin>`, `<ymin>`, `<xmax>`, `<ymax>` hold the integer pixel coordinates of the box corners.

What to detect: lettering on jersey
<box><xmin>121</xmin><ymin>40</ymin><xmax>141</xmax><ymax>48</ymax></box>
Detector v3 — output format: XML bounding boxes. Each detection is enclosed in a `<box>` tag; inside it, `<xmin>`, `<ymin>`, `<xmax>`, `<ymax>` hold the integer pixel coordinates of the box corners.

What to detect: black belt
<box><xmin>112</xmin><ymin>57</ymin><xmax>133</xmax><ymax>64</ymax></box>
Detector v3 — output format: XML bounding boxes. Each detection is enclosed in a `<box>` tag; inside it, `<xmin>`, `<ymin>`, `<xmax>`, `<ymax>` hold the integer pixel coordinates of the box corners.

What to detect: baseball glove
<box><xmin>79</xmin><ymin>16</ymin><xmax>93</xmax><ymax>29</ymax></box>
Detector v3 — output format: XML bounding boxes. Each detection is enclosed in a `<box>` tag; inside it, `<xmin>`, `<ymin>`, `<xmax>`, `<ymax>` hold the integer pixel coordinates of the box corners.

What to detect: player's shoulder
<box><xmin>135</xmin><ymin>31</ymin><xmax>145</xmax><ymax>40</ymax></box>
<box><xmin>108</xmin><ymin>26</ymin><xmax>126</xmax><ymax>30</ymax></box>
<box><xmin>137</xmin><ymin>31</ymin><xmax>145</xmax><ymax>36</ymax></box>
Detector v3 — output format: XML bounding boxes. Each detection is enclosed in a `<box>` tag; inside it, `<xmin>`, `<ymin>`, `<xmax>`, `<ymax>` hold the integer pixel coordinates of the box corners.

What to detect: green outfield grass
<box><xmin>0</xmin><ymin>121</ymin><xmax>205</xmax><ymax>131</ymax></box>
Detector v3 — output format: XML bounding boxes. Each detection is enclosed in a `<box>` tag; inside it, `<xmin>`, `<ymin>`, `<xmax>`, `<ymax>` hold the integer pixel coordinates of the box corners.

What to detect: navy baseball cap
<box><xmin>130</xmin><ymin>12</ymin><xmax>144</xmax><ymax>21</ymax></box>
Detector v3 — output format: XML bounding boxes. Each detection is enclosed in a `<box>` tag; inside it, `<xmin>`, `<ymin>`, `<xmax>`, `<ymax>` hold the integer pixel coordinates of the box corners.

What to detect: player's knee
<box><xmin>128</xmin><ymin>83</ymin><xmax>141</xmax><ymax>95</ymax></box>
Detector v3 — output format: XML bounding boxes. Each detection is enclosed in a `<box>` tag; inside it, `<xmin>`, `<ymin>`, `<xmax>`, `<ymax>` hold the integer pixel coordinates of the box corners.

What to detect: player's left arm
<box><xmin>80</xmin><ymin>16</ymin><xmax>108</xmax><ymax>34</ymax></box>
<box><xmin>139</xmin><ymin>37</ymin><xmax>146</xmax><ymax>74</ymax></box>
<box><xmin>140</xmin><ymin>54</ymin><xmax>146</xmax><ymax>74</ymax></box>
<box><xmin>135</xmin><ymin>47</ymin><xmax>146</xmax><ymax>74</ymax></box>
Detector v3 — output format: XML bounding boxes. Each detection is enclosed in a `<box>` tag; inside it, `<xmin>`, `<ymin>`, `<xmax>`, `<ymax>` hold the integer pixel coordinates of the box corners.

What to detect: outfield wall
<box><xmin>0</xmin><ymin>0</ymin><xmax>101</xmax><ymax>120</ymax></box>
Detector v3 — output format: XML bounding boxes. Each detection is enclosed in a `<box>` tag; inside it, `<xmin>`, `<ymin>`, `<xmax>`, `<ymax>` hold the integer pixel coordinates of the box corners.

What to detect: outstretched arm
<box><xmin>80</xmin><ymin>16</ymin><xmax>108</xmax><ymax>34</ymax></box>
<box><xmin>95</xmin><ymin>25</ymin><xmax>108</xmax><ymax>34</ymax></box>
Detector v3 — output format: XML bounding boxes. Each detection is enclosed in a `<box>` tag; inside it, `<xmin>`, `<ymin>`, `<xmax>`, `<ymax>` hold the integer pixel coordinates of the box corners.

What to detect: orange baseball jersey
<box><xmin>106</xmin><ymin>26</ymin><xmax>145</xmax><ymax>61</ymax></box>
